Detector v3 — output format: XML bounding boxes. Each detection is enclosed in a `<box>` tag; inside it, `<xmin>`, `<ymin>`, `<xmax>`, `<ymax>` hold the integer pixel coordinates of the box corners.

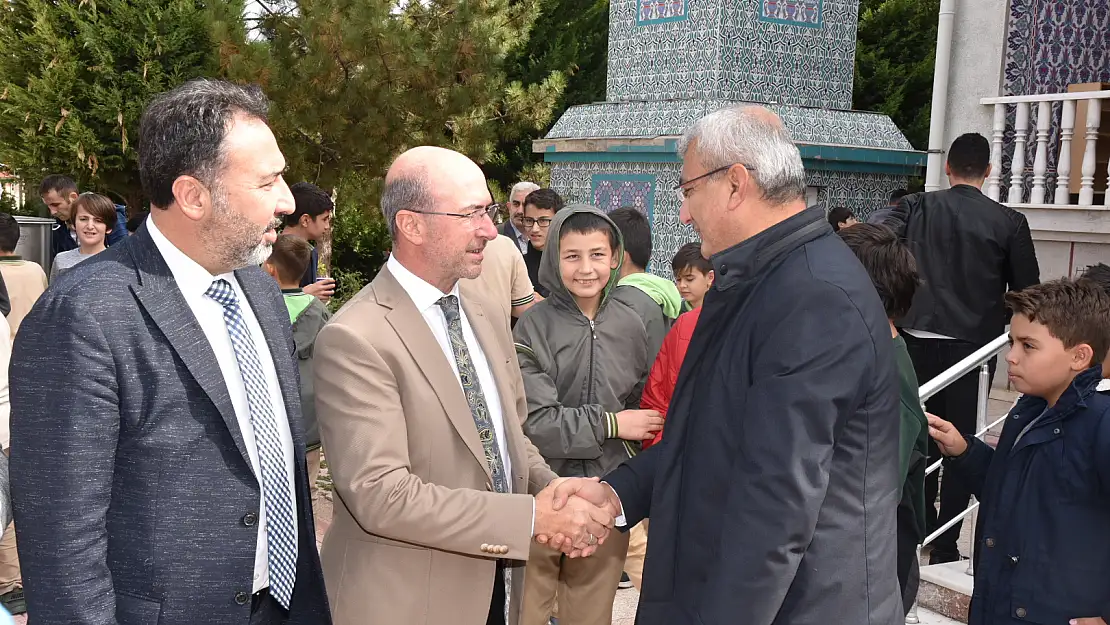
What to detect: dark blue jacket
<box><xmin>605</xmin><ymin>206</ymin><xmax>902</xmax><ymax>625</ymax></box>
<box><xmin>948</xmin><ymin>366</ymin><xmax>1110</xmax><ymax>625</ymax></box>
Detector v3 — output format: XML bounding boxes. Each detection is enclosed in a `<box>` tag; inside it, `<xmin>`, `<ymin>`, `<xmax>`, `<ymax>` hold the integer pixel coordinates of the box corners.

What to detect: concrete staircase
<box><xmin>916</xmin><ymin>560</ymin><xmax>974</xmax><ymax>622</ymax></box>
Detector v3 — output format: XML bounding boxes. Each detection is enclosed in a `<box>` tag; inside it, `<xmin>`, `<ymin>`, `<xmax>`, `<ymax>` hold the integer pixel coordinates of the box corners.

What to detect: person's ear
<box><xmin>262</xmin><ymin>261</ymin><xmax>279</xmax><ymax>280</ymax></box>
<box><xmin>299</xmin><ymin>213</ymin><xmax>313</xmax><ymax>229</ymax></box>
<box><xmin>706</xmin><ymin>269</ymin><xmax>715</xmax><ymax>286</ymax></box>
<box><xmin>1072</xmin><ymin>343</ymin><xmax>1095</xmax><ymax>371</ymax></box>
<box><xmin>983</xmin><ymin>163</ymin><xmax>992</xmax><ymax>180</ymax></box>
<box><xmin>171</xmin><ymin>175</ymin><xmax>210</xmax><ymax>223</ymax></box>
<box><xmin>395</xmin><ymin>211</ymin><xmax>426</xmax><ymax>245</ymax></box>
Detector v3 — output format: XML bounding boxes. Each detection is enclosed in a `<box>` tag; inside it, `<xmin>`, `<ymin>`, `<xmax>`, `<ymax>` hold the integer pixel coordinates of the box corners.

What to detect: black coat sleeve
<box><xmin>10</xmin><ymin>290</ymin><xmax>120</xmax><ymax>623</ymax></box>
<box><xmin>1006</xmin><ymin>216</ymin><xmax>1040</xmax><ymax>291</ymax></box>
<box><xmin>697</xmin><ymin>286</ymin><xmax>887</xmax><ymax>624</ymax></box>
<box><xmin>0</xmin><ymin>270</ymin><xmax>9</xmax><ymax>317</ymax></box>
<box><xmin>602</xmin><ymin>439</ymin><xmax>663</xmax><ymax>529</ymax></box>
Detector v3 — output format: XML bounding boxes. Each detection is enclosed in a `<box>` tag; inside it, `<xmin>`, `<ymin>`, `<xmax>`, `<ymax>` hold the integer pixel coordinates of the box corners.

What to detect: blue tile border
<box><xmin>758</xmin><ymin>0</ymin><xmax>824</xmax><ymax>29</ymax></box>
<box><xmin>637</xmin><ymin>0</ymin><xmax>688</xmax><ymax>25</ymax></box>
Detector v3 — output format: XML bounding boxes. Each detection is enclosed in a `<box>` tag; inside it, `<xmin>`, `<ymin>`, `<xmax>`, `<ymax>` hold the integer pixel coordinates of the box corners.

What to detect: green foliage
<box><xmin>240</xmin><ymin>0</ymin><xmax>566</xmax><ymax>202</ymax></box>
<box><xmin>854</xmin><ymin>0</ymin><xmax>939</xmax><ymax>150</ymax></box>
<box><xmin>327</xmin><ymin>174</ymin><xmax>391</xmax><ymax>309</ymax></box>
<box><xmin>487</xmin><ymin>0</ymin><xmax>609</xmax><ymax>189</ymax></box>
<box><xmin>0</xmin><ymin>0</ymin><xmax>252</xmax><ymax>210</ymax></box>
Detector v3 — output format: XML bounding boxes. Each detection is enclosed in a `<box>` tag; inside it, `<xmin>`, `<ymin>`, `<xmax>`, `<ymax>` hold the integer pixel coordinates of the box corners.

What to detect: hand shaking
<box><xmin>533</xmin><ymin>477</ymin><xmax>622</xmax><ymax>558</ymax></box>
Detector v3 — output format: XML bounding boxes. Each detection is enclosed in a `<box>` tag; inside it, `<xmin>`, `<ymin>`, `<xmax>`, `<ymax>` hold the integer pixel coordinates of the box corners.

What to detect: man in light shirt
<box><xmin>500</xmin><ymin>181</ymin><xmax>539</xmax><ymax>255</ymax></box>
<box><xmin>9</xmin><ymin>79</ymin><xmax>329</xmax><ymax>625</ymax></box>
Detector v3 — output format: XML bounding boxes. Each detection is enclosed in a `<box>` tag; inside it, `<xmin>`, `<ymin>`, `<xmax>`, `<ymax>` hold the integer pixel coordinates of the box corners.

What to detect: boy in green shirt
<box><xmin>262</xmin><ymin>234</ymin><xmax>331</xmax><ymax>499</ymax></box>
<box><xmin>838</xmin><ymin>223</ymin><xmax>927</xmax><ymax>616</ymax></box>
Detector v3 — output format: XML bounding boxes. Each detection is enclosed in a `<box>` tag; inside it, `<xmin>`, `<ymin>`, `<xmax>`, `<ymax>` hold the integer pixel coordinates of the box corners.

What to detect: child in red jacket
<box><xmin>641</xmin><ymin>243</ymin><xmax>714</xmax><ymax>448</ymax></box>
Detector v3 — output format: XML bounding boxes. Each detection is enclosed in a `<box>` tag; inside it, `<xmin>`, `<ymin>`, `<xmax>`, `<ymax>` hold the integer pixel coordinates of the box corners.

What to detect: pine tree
<box><xmin>0</xmin><ymin>0</ymin><xmax>251</xmax><ymax>210</ymax></box>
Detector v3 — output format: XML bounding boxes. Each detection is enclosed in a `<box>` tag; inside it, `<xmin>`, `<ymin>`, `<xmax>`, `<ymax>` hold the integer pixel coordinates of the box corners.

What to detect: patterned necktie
<box><xmin>437</xmin><ymin>295</ymin><xmax>511</xmax><ymax>618</ymax></box>
<box><xmin>206</xmin><ymin>278</ymin><xmax>298</xmax><ymax>608</ymax></box>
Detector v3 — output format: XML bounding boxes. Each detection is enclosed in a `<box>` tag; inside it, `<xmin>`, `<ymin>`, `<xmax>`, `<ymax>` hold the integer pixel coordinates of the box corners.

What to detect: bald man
<box><xmin>313</xmin><ymin>147</ymin><xmax>615</xmax><ymax>625</ymax></box>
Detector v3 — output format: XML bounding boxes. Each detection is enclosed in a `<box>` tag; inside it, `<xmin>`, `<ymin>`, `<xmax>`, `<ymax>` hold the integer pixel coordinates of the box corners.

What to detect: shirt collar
<box><xmin>147</xmin><ymin>215</ymin><xmax>237</xmax><ymax>299</ymax></box>
<box><xmin>386</xmin><ymin>254</ymin><xmax>459</xmax><ymax>314</ymax></box>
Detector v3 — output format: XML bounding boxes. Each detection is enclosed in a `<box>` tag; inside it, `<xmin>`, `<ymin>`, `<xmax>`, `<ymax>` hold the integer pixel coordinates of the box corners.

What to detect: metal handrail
<box><xmin>905</xmin><ymin>332</ymin><xmax>1010</xmax><ymax>624</ymax></box>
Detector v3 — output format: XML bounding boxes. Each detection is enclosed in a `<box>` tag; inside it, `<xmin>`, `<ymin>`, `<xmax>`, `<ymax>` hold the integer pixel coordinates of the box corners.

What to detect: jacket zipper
<box><xmin>585</xmin><ymin>318</ymin><xmax>597</xmax><ymax>477</ymax></box>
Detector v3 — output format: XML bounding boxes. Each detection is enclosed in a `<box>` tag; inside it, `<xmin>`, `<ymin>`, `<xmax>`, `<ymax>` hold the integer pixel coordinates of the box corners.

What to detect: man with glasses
<box><xmin>521</xmin><ymin>189</ymin><xmax>564</xmax><ymax>298</ymax></box>
<box><xmin>543</xmin><ymin>106</ymin><xmax>902</xmax><ymax>625</ymax></box>
<box><xmin>313</xmin><ymin>146</ymin><xmax>616</xmax><ymax>625</ymax></box>
<box><xmin>501</xmin><ymin>182</ymin><xmax>540</xmax><ymax>255</ymax></box>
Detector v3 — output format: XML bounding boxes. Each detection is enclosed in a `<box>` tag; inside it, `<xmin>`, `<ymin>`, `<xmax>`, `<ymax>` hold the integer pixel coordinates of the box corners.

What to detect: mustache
<box><xmin>266</xmin><ymin>218</ymin><xmax>282</xmax><ymax>232</ymax></box>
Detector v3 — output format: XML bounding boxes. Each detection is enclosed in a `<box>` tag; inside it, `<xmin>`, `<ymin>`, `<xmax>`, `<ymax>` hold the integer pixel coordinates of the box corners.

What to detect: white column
<box><xmin>1030</xmin><ymin>101</ymin><xmax>1051</xmax><ymax>204</ymax></box>
<box><xmin>1079</xmin><ymin>98</ymin><xmax>1102</xmax><ymax>206</ymax></box>
<box><xmin>925</xmin><ymin>0</ymin><xmax>957</xmax><ymax>192</ymax></box>
<box><xmin>1008</xmin><ymin>102</ymin><xmax>1030</xmax><ymax>204</ymax></box>
<box><xmin>986</xmin><ymin>104</ymin><xmax>1006</xmax><ymax>201</ymax></box>
<box><xmin>1054</xmin><ymin>100</ymin><xmax>1076</xmax><ymax>205</ymax></box>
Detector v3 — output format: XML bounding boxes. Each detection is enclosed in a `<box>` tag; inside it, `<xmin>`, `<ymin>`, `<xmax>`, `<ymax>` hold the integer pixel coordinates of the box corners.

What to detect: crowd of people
<box><xmin>0</xmin><ymin>77</ymin><xmax>1102</xmax><ymax>625</ymax></box>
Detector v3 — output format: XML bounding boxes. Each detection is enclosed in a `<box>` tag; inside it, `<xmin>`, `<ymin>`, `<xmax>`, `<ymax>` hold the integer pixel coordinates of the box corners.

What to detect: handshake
<box><xmin>532</xmin><ymin>477</ymin><xmax>622</xmax><ymax>558</ymax></box>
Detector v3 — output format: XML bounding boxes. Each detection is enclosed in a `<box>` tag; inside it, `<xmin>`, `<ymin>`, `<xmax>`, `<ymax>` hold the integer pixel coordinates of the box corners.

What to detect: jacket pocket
<box><xmin>116</xmin><ymin>592</ymin><xmax>162</xmax><ymax>625</ymax></box>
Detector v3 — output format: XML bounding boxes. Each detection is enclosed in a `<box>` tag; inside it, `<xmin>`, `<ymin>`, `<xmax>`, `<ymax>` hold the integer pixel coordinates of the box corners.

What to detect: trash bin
<box><xmin>14</xmin><ymin>216</ymin><xmax>55</xmax><ymax>275</ymax></box>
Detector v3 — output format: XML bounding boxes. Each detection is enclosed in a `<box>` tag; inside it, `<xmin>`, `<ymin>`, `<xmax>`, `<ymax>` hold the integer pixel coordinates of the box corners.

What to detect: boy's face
<box><xmin>300</xmin><ymin>210</ymin><xmax>332</xmax><ymax>241</ymax></box>
<box><xmin>1006</xmin><ymin>314</ymin><xmax>1094</xmax><ymax>399</ymax></box>
<box><xmin>559</xmin><ymin>229</ymin><xmax>618</xmax><ymax>303</ymax></box>
<box><xmin>675</xmin><ymin>266</ymin><xmax>714</xmax><ymax>307</ymax></box>
<box><xmin>524</xmin><ymin>204</ymin><xmax>556</xmax><ymax>250</ymax></box>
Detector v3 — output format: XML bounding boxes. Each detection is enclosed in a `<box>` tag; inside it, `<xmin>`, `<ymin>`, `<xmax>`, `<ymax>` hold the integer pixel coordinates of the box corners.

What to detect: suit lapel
<box><xmin>128</xmin><ymin>227</ymin><xmax>253</xmax><ymax>467</ymax></box>
<box><xmin>236</xmin><ymin>267</ymin><xmax>308</xmax><ymax>457</ymax></box>
<box><xmin>462</xmin><ymin>294</ymin><xmax>528</xmax><ymax>491</ymax></box>
<box><xmin>377</xmin><ymin>268</ymin><xmax>492</xmax><ymax>481</ymax></box>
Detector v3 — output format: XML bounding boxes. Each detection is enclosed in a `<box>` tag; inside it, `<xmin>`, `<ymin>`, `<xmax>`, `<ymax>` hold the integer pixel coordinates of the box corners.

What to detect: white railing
<box><xmin>905</xmin><ymin>333</ymin><xmax>1011</xmax><ymax>624</ymax></box>
<box><xmin>981</xmin><ymin>90</ymin><xmax>1110</xmax><ymax>209</ymax></box>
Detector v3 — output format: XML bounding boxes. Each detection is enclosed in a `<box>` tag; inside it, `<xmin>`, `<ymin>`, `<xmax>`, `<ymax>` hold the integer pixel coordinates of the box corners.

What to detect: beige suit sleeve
<box><xmin>315</xmin><ymin>321</ymin><xmax>536</xmax><ymax>560</ymax></box>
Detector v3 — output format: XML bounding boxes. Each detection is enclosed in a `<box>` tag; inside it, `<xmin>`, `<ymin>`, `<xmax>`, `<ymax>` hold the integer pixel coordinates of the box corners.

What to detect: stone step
<box><xmin>910</xmin><ymin>606</ymin><xmax>966</xmax><ymax>625</ymax></box>
<box><xmin>917</xmin><ymin>560</ymin><xmax>974</xmax><ymax>623</ymax></box>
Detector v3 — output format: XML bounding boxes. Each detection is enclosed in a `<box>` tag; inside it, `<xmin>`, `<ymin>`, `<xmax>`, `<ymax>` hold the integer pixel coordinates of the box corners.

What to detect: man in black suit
<box><xmin>9</xmin><ymin>79</ymin><xmax>331</xmax><ymax>624</ymax></box>
<box><xmin>499</xmin><ymin>181</ymin><xmax>538</xmax><ymax>255</ymax></box>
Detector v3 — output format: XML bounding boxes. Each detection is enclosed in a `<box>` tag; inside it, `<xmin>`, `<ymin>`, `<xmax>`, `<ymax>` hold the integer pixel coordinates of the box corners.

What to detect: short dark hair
<box><xmin>0</xmin><ymin>213</ymin><xmax>19</xmax><ymax>252</ymax></box>
<box><xmin>671</xmin><ymin>241</ymin><xmax>711</xmax><ymax>276</ymax></box>
<box><xmin>1005</xmin><ymin>279</ymin><xmax>1110</xmax><ymax>367</ymax></box>
<box><xmin>285</xmin><ymin>182</ymin><xmax>334</xmax><ymax>227</ymax></box>
<box><xmin>888</xmin><ymin>189</ymin><xmax>909</xmax><ymax>205</ymax></box>
<box><xmin>524</xmin><ymin>188</ymin><xmax>564</xmax><ymax>213</ymax></box>
<box><xmin>139</xmin><ymin>79</ymin><xmax>270</xmax><ymax>209</ymax></box>
<box><xmin>39</xmin><ymin>174</ymin><xmax>77</xmax><ymax>197</ymax></box>
<box><xmin>126</xmin><ymin>214</ymin><xmax>147</xmax><ymax>233</ymax></box>
<box><xmin>1080</xmin><ymin>263</ymin><xmax>1110</xmax><ymax>298</ymax></box>
<box><xmin>267</xmin><ymin>234</ymin><xmax>313</xmax><ymax>284</ymax></box>
<box><xmin>947</xmin><ymin>133</ymin><xmax>991</xmax><ymax>180</ymax></box>
<box><xmin>838</xmin><ymin>223</ymin><xmax>921</xmax><ymax>319</ymax></box>
<box><xmin>71</xmin><ymin>192</ymin><xmax>119</xmax><ymax>233</ymax></box>
<box><xmin>560</xmin><ymin>210</ymin><xmax>618</xmax><ymax>252</ymax></box>
<box><xmin>607</xmin><ymin>207</ymin><xmax>652</xmax><ymax>269</ymax></box>
<box><xmin>827</xmin><ymin>205</ymin><xmax>855</xmax><ymax>232</ymax></box>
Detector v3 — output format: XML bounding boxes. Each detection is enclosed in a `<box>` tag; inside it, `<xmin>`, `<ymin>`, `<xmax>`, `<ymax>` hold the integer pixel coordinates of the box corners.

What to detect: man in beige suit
<box><xmin>314</xmin><ymin>146</ymin><xmax>614</xmax><ymax>625</ymax></box>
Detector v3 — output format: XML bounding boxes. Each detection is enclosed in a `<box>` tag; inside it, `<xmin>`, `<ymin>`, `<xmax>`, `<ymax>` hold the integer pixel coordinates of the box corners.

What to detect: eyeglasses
<box><xmin>405</xmin><ymin>203</ymin><xmax>501</xmax><ymax>228</ymax></box>
<box><xmin>672</xmin><ymin>164</ymin><xmax>755</xmax><ymax>202</ymax></box>
<box><xmin>522</xmin><ymin>216</ymin><xmax>552</xmax><ymax>229</ymax></box>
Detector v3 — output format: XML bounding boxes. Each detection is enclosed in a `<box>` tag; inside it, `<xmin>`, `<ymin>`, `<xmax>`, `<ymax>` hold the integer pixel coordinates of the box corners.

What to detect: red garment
<box><xmin>640</xmin><ymin>307</ymin><xmax>702</xmax><ymax>449</ymax></box>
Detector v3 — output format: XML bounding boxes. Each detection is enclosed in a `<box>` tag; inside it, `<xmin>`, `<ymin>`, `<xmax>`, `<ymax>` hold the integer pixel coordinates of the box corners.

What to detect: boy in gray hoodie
<box><xmin>513</xmin><ymin>204</ymin><xmax>661</xmax><ymax>625</ymax></box>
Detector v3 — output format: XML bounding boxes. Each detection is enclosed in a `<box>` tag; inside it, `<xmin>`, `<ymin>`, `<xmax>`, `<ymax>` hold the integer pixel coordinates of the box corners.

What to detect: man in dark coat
<box><xmin>881</xmin><ymin>132</ymin><xmax>1040</xmax><ymax>563</ymax></box>
<box><xmin>10</xmin><ymin>80</ymin><xmax>330</xmax><ymax>625</ymax></box>
<box><xmin>544</xmin><ymin>105</ymin><xmax>902</xmax><ymax>625</ymax></box>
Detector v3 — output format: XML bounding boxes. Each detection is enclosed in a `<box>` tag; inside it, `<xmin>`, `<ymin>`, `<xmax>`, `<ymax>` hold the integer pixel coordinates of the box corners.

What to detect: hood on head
<box><xmin>538</xmin><ymin>203</ymin><xmax>625</xmax><ymax>306</ymax></box>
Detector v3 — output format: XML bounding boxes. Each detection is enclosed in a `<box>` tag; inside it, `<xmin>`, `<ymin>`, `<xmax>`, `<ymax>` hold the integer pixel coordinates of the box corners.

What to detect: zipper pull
<box><xmin>589</xmin><ymin>319</ymin><xmax>597</xmax><ymax>339</ymax></box>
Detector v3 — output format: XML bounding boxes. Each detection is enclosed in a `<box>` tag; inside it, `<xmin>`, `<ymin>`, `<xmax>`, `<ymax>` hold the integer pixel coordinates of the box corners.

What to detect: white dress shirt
<box><xmin>148</xmin><ymin>218</ymin><xmax>298</xmax><ymax>593</ymax></box>
<box><xmin>386</xmin><ymin>255</ymin><xmax>513</xmax><ymax>481</ymax></box>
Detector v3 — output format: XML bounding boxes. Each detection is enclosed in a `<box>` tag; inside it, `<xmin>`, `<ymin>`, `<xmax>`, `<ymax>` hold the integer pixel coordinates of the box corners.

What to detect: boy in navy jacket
<box><xmin>928</xmin><ymin>279</ymin><xmax>1110</xmax><ymax>625</ymax></box>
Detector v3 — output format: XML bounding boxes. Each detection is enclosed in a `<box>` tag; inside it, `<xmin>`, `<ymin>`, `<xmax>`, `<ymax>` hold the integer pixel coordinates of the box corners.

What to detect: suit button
<box><xmin>480</xmin><ymin>543</ymin><xmax>490</xmax><ymax>553</ymax></box>
<box><xmin>1015</xmin><ymin>607</ymin><xmax>1027</xmax><ymax>618</ymax></box>
<box><xmin>234</xmin><ymin>591</ymin><xmax>250</xmax><ymax>605</ymax></box>
<box><xmin>1009</xmin><ymin>556</ymin><xmax>1019</xmax><ymax>565</ymax></box>
<box><xmin>242</xmin><ymin>512</ymin><xmax>258</xmax><ymax>527</ymax></box>
<box><xmin>499</xmin><ymin>546</ymin><xmax>509</xmax><ymax>555</ymax></box>
<box><xmin>984</xmin><ymin>537</ymin><xmax>995</xmax><ymax>547</ymax></box>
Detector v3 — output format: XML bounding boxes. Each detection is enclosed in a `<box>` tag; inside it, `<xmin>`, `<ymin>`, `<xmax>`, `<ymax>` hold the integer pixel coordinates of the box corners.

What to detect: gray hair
<box><xmin>139</xmin><ymin>79</ymin><xmax>270</xmax><ymax>209</ymax></box>
<box><xmin>380</xmin><ymin>172</ymin><xmax>431</xmax><ymax>240</ymax></box>
<box><xmin>510</xmin><ymin>181</ymin><xmax>540</xmax><ymax>200</ymax></box>
<box><xmin>677</xmin><ymin>106</ymin><xmax>806</xmax><ymax>206</ymax></box>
